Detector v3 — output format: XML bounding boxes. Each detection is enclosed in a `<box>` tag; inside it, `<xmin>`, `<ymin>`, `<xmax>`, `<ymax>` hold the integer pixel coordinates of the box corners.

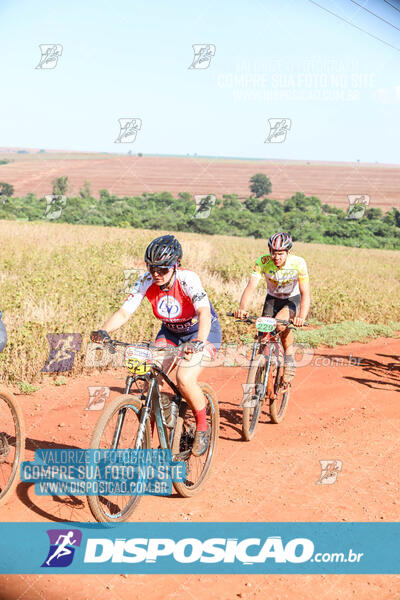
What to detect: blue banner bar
<box><xmin>0</xmin><ymin>522</ymin><xmax>398</xmax><ymax>574</ymax></box>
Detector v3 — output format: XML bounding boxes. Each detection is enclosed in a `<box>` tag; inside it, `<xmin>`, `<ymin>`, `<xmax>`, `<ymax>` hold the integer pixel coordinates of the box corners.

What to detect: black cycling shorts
<box><xmin>262</xmin><ymin>294</ymin><xmax>300</xmax><ymax>319</ymax></box>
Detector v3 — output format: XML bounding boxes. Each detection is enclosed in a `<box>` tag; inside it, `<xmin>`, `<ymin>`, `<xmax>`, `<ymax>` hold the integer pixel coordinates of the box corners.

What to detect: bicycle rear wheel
<box><xmin>269</xmin><ymin>364</ymin><xmax>290</xmax><ymax>424</ymax></box>
<box><xmin>0</xmin><ymin>389</ymin><xmax>25</xmax><ymax>506</ymax></box>
<box><xmin>172</xmin><ymin>382</ymin><xmax>219</xmax><ymax>498</ymax></box>
<box><xmin>242</xmin><ymin>354</ymin><xmax>266</xmax><ymax>441</ymax></box>
<box><xmin>87</xmin><ymin>394</ymin><xmax>152</xmax><ymax>523</ymax></box>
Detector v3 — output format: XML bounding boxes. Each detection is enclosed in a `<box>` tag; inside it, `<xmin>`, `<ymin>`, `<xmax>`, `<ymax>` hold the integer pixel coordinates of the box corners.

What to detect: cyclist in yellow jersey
<box><xmin>234</xmin><ymin>232</ymin><xmax>310</xmax><ymax>389</ymax></box>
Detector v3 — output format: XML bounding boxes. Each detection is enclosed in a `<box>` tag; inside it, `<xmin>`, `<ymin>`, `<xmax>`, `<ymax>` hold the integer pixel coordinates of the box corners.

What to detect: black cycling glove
<box><xmin>90</xmin><ymin>330</ymin><xmax>111</xmax><ymax>344</ymax></box>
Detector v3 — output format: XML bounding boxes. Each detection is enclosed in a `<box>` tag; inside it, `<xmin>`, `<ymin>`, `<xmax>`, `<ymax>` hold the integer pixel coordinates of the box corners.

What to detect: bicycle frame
<box><xmin>112</xmin><ymin>365</ymin><xmax>185</xmax><ymax>454</ymax></box>
<box><xmin>248</xmin><ymin>330</ymin><xmax>282</xmax><ymax>400</ymax></box>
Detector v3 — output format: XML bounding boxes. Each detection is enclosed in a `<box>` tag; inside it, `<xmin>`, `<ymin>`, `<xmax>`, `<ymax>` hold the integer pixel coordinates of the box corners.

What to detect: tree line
<box><xmin>0</xmin><ymin>175</ymin><xmax>399</xmax><ymax>249</ymax></box>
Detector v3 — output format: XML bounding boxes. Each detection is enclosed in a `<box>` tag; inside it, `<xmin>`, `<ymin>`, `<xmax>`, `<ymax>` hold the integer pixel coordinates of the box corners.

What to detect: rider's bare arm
<box><xmin>235</xmin><ymin>276</ymin><xmax>259</xmax><ymax>318</ymax></box>
<box><xmin>293</xmin><ymin>279</ymin><xmax>310</xmax><ymax>327</ymax></box>
<box><xmin>102</xmin><ymin>307</ymin><xmax>131</xmax><ymax>334</ymax></box>
<box><xmin>195</xmin><ymin>305</ymin><xmax>212</xmax><ymax>343</ymax></box>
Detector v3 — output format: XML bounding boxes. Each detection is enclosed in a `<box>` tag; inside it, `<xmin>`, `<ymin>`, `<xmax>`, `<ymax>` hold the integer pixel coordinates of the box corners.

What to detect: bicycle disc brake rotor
<box><xmin>0</xmin><ymin>432</ymin><xmax>10</xmax><ymax>463</ymax></box>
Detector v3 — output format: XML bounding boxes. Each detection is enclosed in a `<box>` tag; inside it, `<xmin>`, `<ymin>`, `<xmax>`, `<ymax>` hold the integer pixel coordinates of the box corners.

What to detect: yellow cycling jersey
<box><xmin>251</xmin><ymin>253</ymin><xmax>309</xmax><ymax>299</ymax></box>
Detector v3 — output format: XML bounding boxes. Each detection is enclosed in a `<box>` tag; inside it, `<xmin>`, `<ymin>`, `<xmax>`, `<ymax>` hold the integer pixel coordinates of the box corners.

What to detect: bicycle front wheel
<box><xmin>242</xmin><ymin>354</ymin><xmax>267</xmax><ymax>441</ymax></box>
<box><xmin>270</xmin><ymin>364</ymin><xmax>290</xmax><ymax>424</ymax></box>
<box><xmin>87</xmin><ymin>394</ymin><xmax>152</xmax><ymax>523</ymax></box>
<box><xmin>172</xmin><ymin>382</ymin><xmax>219</xmax><ymax>498</ymax></box>
<box><xmin>0</xmin><ymin>389</ymin><xmax>25</xmax><ymax>506</ymax></box>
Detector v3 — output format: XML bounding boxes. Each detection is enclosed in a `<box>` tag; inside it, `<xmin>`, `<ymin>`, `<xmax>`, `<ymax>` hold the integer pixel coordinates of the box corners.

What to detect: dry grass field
<box><xmin>0</xmin><ymin>220</ymin><xmax>399</xmax><ymax>384</ymax></box>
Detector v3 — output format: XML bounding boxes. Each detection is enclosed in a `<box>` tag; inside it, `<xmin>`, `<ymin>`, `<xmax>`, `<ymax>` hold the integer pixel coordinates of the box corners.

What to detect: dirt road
<box><xmin>0</xmin><ymin>336</ymin><xmax>399</xmax><ymax>599</ymax></box>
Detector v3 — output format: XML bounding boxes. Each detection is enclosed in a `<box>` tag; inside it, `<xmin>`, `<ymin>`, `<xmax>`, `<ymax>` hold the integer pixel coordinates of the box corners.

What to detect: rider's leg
<box><xmin>274</xmin><ymin>301</ymin><xmax>298</xmax><ymax>389</ymax></box>
<box><xmin>175</xmin><ymin>320</ymin><xmax>220</xmax><ymax>416</ymax></box>
<box><xmin>275</xmin><ymin>305</ymin><xmax>294</xmax><ymax>356</ymax></box>
<box><xmin>176</xmin><ymin>327</ymin><xmax>220</xmax><ymax>457</ymax></box>
<box><xmin>176</xmin><ymin>360</ymin><xmax>206</xmax><ymax>414</ymax></box>
<box><xmin>176</xmin><ymin>358</ymin><xmax>210</xmax><ymax>457</ymax></box>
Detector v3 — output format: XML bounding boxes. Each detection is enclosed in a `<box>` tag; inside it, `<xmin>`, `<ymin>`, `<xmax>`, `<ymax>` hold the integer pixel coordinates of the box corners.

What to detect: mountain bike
<box><xmin>227</xmin><ymin>313</ymin><xmax>301</xmax><ymax>441</ymax></box>
<box><xmin>87</xmin><ymin>340</ymin><xmax>219</xmax><ymax>522</ymax></box>
<box><xmin>0</xmin><ymin>388</ymin><xmax>25</xmax><ymax>506</ymax></box>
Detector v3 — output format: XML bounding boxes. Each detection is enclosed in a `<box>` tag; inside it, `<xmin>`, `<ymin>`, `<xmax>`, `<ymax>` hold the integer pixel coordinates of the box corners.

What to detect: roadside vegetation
<box><xmin>0</xmin><ymin>175</ymin><xmax>399</xmax><ymax>250</ymax></box>
<box><xmin>0</xmin><ymin>220</ymin><xmax>398</xmax><ymax>384</ymax></box>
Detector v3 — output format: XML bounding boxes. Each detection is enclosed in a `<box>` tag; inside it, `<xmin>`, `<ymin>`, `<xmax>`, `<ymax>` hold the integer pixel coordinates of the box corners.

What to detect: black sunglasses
<box><xmin>147</xmin><ymin>264</ymin><xmax>175</xmax><ymax>275</ymax></box>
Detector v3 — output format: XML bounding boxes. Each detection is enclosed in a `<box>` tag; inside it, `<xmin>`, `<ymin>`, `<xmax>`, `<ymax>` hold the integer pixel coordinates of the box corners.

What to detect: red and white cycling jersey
<box><xmin>122</xmin><ymin>269</ymin><xmax>218</xmax><ymax>333</ymax></box>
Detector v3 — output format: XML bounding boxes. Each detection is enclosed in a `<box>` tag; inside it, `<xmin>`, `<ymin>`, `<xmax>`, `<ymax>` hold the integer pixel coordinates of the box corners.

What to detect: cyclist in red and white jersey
<box><xmin>91</xmin><ymin>235</ymin><xmax>221</xmax><ymax>457</ymax></box>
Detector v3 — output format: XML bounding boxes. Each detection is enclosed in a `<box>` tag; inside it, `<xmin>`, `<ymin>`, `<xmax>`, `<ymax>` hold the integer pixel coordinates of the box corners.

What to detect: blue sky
<box><xmin>0</xmin><ymin>0</ymin><xmax>399</xmax><ymax>162</ymax></box>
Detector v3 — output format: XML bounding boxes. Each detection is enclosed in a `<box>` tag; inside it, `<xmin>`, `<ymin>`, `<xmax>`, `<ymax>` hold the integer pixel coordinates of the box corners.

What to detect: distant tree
<box><xmin>249</xmin><ymin>173</ymin><xmax>272</xmax><ymax>198</ymax></box>
<box><xmin>365</xmin><ymin>207</ymin><xmax>383</xmax><ymax>220</ymax></box>
<box><xmin>79</xmin><ymin>180</ymin><xmax>92</xmax><ymax>199</ymax></box>
<box><xmin>0</xmin><ymin>182</ymin><xmax>14</xmax><ymax>197</ymax></box>
<box><xmin>52</xmin><ymin>176</ymin><xmax>68</xmax><ymax>196</ymax></box>
<box><xmin>383</xmin><ymin>207</ymin><xmax>400</xmax><ymax>228</ymax></box>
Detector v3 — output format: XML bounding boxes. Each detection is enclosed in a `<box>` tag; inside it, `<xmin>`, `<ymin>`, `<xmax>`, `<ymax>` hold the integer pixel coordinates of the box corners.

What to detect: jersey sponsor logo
<box><xmin>261</xmin><ymin>256</ymin><xmax>267</xmax><ymax>264</ymax></box>
<box><xmin>157</xmin><ymin>296</ymin><xmax>182</xmax><ymax>319</ymax></box>
<box><xmin>192</xmin><ymin>291</ymin><xmax>207</xmax><ymax>303</ymax></box>
<box><xmin>165</xmin><ymin>320</ymin><xmax>194</xmax><ymax>332</ymax></box>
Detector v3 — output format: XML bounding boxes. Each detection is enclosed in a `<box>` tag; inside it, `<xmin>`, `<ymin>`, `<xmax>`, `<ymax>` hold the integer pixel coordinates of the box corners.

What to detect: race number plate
<box><xmin>125</xmin><ymin>346</ymin><xmax>152</xmax><ymax>375</ymax></box>
<box><xmin>255</xmin><ymin>317</ymin><xmax>277</xmax><ymax>333</ymax></box>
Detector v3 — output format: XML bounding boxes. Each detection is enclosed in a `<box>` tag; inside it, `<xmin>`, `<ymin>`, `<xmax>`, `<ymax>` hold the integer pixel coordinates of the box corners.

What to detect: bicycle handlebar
<box><xmin>103</xmin><ymin>339</ymin><xmax>168</xmax><ymax>352</ymax></box>
<box><xmin>225</xmin><ymin>312</ymin><xmax>308</xmax><ymax>328</ymax></box>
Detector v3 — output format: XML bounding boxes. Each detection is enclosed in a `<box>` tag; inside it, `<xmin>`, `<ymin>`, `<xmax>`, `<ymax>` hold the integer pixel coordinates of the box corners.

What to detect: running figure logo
<box><xmin>346</xmin><ymin>195</ymin><xmax>370</xmax><ymax>220</ymax></box>
<box><xmin>41</xmin><ymin>333</ymin><xmax>82</xmax><ymax>373</ymax></box>
<box><xmin>240</xmin><ymin>383</ymin><xmax>264</xmax><ymax>408</ymax></box>
<box><xmin>194</xmin><ymin>195</ymin><xmax>216</xmax><ymax>219</ymax></box>
<box><xmin>42</xmin><ymin>529</ymin><xmax>82</xmax><ymax>567</ymax></box>
<box><xmin>115</xmin><ymin>118</ymin><xmax>142</xmax><ymax>143</ymax></box>
<box><xmin>44</xmin><ymin>195</ymin><xmax>67</xmax><ymax>220</ymax></box>
<box><xmin>317</xmin><ymin>460</ymin><xmax>342</xmax><ymax>485</ymax></box>
<box><xmin>85</xmin><ymin>386</ymin><xmax>110</xmax><ymax>411</ymax></box>
<box><xmin>265</xmin><ymin>118</ymin><xmax>291</xmax><ymax>143</ymax></box>
<box><xmin>120</xmin><ymin>268</ymin><xmax>146</xmax><ymax>294</ymax></box>
<box><xmin>189</xmin><ymin>44</ymin><xmax>216</xmax><ymax>70</ymax></box>
<box><xmin>36</xmin><ymin>44</ymin><xmax>63</xmax><ymax>69</ymax></box>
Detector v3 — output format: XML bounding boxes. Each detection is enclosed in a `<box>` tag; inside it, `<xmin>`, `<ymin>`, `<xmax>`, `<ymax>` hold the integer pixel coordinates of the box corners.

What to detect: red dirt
<box><xmin>0</xmin><ymin>336</ymin><xmax>399</xmax><ymax>599</ymax></box>
<box><xmin>1</xmin><ymin>152</ymin><xmax>399</xmax><ymax>210</ymax></box>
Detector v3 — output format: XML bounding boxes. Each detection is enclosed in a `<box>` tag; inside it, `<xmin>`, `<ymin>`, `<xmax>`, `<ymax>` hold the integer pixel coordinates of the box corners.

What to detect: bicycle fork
<box><xmin>253</xmin><ymin>340</ymin><xmax>275</xmax><ymax>402</ymax></box>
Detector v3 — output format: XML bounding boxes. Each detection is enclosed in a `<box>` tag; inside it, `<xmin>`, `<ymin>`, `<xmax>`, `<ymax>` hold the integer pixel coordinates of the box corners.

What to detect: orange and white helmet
<box><xmin>268</xmin><ymin>232</ymin><xmax>293</xmax><ymax>251</ymax></box>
